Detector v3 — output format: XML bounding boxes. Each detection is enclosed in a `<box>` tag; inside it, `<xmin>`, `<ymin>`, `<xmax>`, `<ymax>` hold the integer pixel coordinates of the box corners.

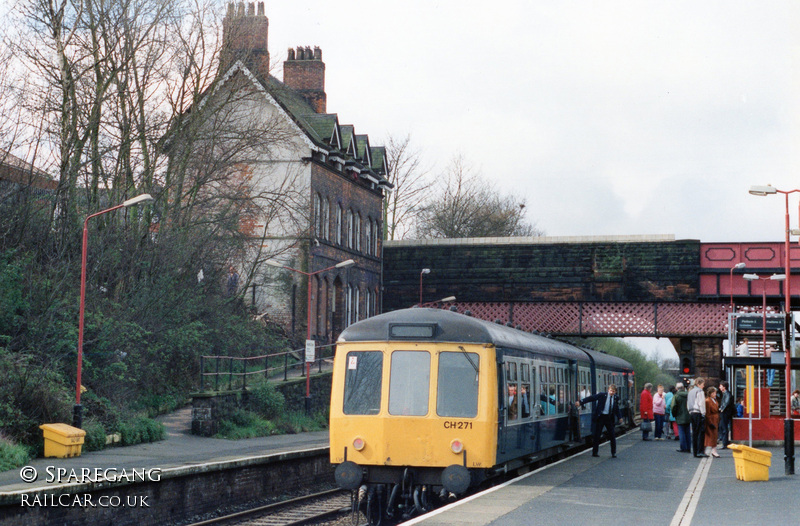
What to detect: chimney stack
<box><xmin>283</xmin><ymin>45</ymin><xmax>326</xmax><ymax>113</ymax></box>
<box><xmin>221</xmin><ymin>2</ymin><xmax>270</xmax><ymax>80</ymax></box>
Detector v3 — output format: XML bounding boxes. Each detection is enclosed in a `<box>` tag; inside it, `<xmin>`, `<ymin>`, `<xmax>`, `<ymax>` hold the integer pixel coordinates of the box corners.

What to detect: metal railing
<box><xmin>199</xmin><ymin>343</ymin><xmax>336</xmax><ymax>392</ymax></box>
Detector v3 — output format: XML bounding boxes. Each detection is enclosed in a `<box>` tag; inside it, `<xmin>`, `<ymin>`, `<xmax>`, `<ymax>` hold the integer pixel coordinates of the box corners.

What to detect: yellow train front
<box><xmin>330</xmin><ymin>309</ymin><xmax>497</xmax><ymax>518</ymax></box>
<box><xmin>330</xmin><ymin>307</ymin><xmax>634</xmax><ymax>522</ymax></box>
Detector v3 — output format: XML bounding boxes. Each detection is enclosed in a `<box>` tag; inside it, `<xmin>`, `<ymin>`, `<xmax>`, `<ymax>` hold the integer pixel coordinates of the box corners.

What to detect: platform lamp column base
<box><xmin>786</xmin><ymin>418</ymin><xmax>795</xmax><ymax>475</ymax></box>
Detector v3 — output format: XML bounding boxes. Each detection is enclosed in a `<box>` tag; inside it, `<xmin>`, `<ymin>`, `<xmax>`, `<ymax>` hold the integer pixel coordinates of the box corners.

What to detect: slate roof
<box><xmin>236</xmin><ymin>68</ymin><xmax>390</xmax><ymax>186</ymax></box>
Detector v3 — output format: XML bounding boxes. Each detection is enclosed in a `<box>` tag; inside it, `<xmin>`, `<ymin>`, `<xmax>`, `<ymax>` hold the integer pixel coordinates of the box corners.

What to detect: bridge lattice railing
<box><xmin>429</xmin><ymin>302</ymin><xmax>732</xmax><ymax>337</ymax></box>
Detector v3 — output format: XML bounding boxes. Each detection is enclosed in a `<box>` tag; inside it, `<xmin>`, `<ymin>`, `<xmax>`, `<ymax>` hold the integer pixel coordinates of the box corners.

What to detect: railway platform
<box><xmin>0</xmin><ymin>407</ymin><xmax>329</xmax><ymax>494</ymax></box>
<box><xmin>408</xmin><ymin>430</ymin><xmax>798</xmax><ymax>526</ymax></box>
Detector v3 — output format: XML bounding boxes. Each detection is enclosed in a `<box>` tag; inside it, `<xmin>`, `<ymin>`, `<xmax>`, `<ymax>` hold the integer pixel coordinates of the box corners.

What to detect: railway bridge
<box><xmin>382</xmin><ymin>235</ymin><xmax>800</xmax><ymax>382</ymax></box>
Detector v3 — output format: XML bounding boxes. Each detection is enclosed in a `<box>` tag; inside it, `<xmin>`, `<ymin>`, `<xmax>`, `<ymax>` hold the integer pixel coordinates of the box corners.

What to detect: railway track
<box><xmin>187</xmin><ymin>488</ymin><xmax>352</xmax><ymax>526</ymax></box>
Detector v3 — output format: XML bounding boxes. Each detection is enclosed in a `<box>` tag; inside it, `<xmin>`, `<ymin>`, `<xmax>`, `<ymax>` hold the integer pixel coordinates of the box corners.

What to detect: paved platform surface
<box><xmin>409</xmin><ymin>431</ymin><xmax>798</xmax><ymax>526</ymax></box>
<box><xmin>0</xmin><ymin>407</ymin><xmax>329</xmax><ymax>494</ymax></box>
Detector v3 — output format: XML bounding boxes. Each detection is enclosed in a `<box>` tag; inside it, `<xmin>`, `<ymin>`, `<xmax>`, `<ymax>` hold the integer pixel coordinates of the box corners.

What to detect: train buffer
<box><xmin>407</xmin><ymin>430</ymin><xmax>798</xmax><ymax>526</ymax></box>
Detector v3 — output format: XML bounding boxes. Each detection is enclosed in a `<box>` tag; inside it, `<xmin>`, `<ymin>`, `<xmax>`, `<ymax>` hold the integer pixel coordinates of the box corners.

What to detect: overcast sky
<box><xmin>264</xmin><ymin>0</ymin><xmax>800</xmax><ymax>243</ymax></box>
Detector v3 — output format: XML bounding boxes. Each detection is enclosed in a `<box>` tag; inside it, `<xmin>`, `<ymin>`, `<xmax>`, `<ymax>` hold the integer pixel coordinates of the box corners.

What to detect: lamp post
<box><xmin>419</xmin><ymin>268</ymin><xmax>430</xmax><ymax>306</ymax></box>
<box><xmin>266</xmin><ymin>258</ymin><xmax>355</xmax><ymax>414</ymax></box>
<box><xmin>730</xmin><ymin>262</ymin><xmax>746</xmax><ymax>311</ymax></box>
<box><xmin>74</xmin><ymin>193</ymin><xmax>154</xmax><ymax>428</ymax></box>
<box><xmin>749</xmin><ymin>184</ymin><xmax>798</xmax><ymax>475</ymax></box>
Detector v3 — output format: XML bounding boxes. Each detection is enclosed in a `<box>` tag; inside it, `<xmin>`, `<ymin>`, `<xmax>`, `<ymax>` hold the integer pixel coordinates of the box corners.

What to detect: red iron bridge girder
<box><xmin>434</xmin><ymin>302</ymin><xmax>732</xmax><ymax>338</ymax></box>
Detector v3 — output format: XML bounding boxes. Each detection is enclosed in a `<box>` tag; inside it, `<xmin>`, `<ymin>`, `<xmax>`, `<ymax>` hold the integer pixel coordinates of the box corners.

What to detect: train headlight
<box><xmin>353</xmin><ymin>437</ymin><xmax>366</xmax><ymax>451</ymax></box>
<box><xmin>450</xmin><ymin>439</ymin><xmax>464</xmax><ymax>454</ymax></box>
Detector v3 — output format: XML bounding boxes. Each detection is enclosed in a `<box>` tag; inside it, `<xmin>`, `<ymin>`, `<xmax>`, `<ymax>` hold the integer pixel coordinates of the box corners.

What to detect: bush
<box><xmin>0</xmin><ymin>435</ymin><xmax>31</xmax><ymax>472</ymax></box>
<box><xmin>216</xmin><ymin>409</ymin><xmax>276</xmax><ymax>439</ymax></box>
<box><xmin>82</xmin><ymin>421</ymin><xmax>107</xmax><ymax>452</ymax></box>
<box><xmin>119</xmin><ymin>416</ymin><xmax>166</xmax><ymax>446</ymax></box>
<box><xmin>247</xmin><ymin>381</ymin><xmax>285</xmax><ymax>420</ymax></box>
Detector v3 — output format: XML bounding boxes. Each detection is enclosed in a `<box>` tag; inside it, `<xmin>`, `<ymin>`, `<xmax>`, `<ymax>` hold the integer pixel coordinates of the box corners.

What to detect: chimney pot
<box><xmin>313</xmin><ymin>46</ymin><xmax>322</xmax><ymax>60</ymax></box>
<box><xmin>237</xmin><ymin>2</ymin><xmax>244</xmax><ymax>17</ymax></box>
<box><xmin>287</xmin><ymin>47</ymin><xmax>295</xmax><ymax>60</ymax></box>
<box><xmin>247</xmin><ymin>2</ymin><xmax>254</xmax><ymax>16</ymax></box>
<box><xmin>257</xmin><ymin>1</ymin><xmax>264</xmax><ymax>16</ymax></box>
<box><xmin>227</xmin><ymin>2</ymin><xmax>234</xmax><ymax>17</ymax></box>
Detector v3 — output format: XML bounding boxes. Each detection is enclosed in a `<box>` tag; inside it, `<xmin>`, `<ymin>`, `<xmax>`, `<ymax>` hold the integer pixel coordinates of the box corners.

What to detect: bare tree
<box><xmin>416</xmin><ymin>154</ymin><xmax>543</xmax><ymax>239</ymax></box>
<box><xmin>382</xmin><ymin>134</ymin><xmax>431</xmax><ymax>240</ymax></box>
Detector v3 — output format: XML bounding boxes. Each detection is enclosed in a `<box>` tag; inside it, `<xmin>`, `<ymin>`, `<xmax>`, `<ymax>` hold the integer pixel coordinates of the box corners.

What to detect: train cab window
<box><xmin>437</xmin><ymin>351</ymin><xmax>479</xmax><ymax>418</ymax></box>
<box><xmin>389</xmin><ymin>351</ymin><xmax>430</xmax><ymax>416</ymax></box>
<box><xmin>343</xmin><ymin>351</ymin><xmax>383</xmax><ymax>415</ymax></box>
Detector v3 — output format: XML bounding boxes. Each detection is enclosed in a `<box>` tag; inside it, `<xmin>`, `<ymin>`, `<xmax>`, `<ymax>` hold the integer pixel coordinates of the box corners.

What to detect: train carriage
<box><xmin>329</xmin><ymin>308</ymin><xmax>634</xmax><ymax>522</ymax></box>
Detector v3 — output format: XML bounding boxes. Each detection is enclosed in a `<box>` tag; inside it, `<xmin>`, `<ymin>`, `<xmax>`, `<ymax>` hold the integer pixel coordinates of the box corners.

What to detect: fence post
<box><xmin>284</xmin><ymin>352</ymin><xmax>288</xmax><ymax>381</ymax></box>
<box><xmin>265</xmin><ymin>355</ymin><xmax>269</xmax><ymax>381</ymax></box>
<box><xmin>215</xmin><ymin>357</ymin><xmax>220</xmax><ymax>391</ymax></box>
<box><xmin>200</xmin><ymin>356</ymin><xmax>205</xmax><ymax>390</ymax></box>
<box><xmin>243</xmin><ymin>359</ymin><xmax>247</xmax><ymax>392</ymax></box>
<box><xmin>229</xmin><ymin>357</ymin><xmax>234</xmax><ymax>391</ymax></box>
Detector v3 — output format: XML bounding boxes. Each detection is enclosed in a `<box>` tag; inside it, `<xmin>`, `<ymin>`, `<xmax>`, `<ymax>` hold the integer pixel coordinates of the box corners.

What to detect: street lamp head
<box><xmin>748</xmin><ymin>185</ymin><xmax>777</xmax><ymax>197</ymax></box>
<box><xmin>733</xmin><ymin>262</ymin><xmax>746</xmax><ymax>270</ymax></box>
<box><xmin>421</xmin><ymin>268</ymin><xmax>431</xmax><ymax>275</ymax></box>
<box><xmin>265</xmin><ymin>260</ymin><xmax>284</xmax><ymax>268</ymax></box>
<box><xmin>335</xmin><ymin>259</ymin><xmax>355</xmax><ymax>269</ymax></box>
<box><xmin>743</xmin><ymin>273</ymin><xmax>759</xmax><ymax>281</ymax></box>
<box><xmin>439</xmin><ymin>296</ymin><xmax>456</xmax><ymax>302</ymax></box>
<box><xmin>122</xmin><ymin>194</ymin><xmax>155</xmax><ymax>207</ymax></box>
<box><xmin>771</xmin><ymin>274</ymin><xmax>787</xmax><ymax>281</ymax></box>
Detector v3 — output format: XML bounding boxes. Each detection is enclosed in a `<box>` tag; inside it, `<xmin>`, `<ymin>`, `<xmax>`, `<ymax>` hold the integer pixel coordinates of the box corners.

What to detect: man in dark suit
<box><xmin>576</xmin><ymin>384</ymin><xmax>623</xmax><ymax>458</ymax></box>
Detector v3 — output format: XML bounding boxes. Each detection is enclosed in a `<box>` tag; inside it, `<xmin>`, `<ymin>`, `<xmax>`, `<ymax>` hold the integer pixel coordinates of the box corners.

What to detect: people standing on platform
<box><xmin>736</xmin><ymin>397</ymin><xmax>745</xmax><ymax>418</ymax></box>
<box><xmin>576</xmin><ymin>384</ymin><xmax>623</xmax><ymax>458</ymax></box>
<box><xmin>640</xmin><ymin>383</ymin><xmax>654</xmax><ymax>441</ymax></box>
<box><xmin>671</xmin><ymin>382</ymin><xmax>692</xmax><ymax>453</ymax></box>
<box><xmin>666</xmin><ymin>386</ymin><xmax>677</xmax><ymax>439</ymax></box>
<box><xmin>688</xmin><ymin>377</ymin><xmax>707</xmax><ymax>457</ymax></box>
<box><xmin>791</xmin><ymin>390</ymin><xmax>800</xmax><ymax>417</ymax></box>
<box><xmin>653</xmin><ymin>384</ymin><xmax>666</xmax><ymax>440</ymax></box>
<box><xmin>704</xmin><ymin>386</ymin><xmax>720</xmax><ymax>458</ymax></box>
<box><xmin>718</xmin><ymin>381</ymin><xmax>733</xmax><ymax>448</ymax></box>
<box><xmin>736</xmin><ymin>338</ymin><xmax>750</xmax><ymax>356</ymax></box>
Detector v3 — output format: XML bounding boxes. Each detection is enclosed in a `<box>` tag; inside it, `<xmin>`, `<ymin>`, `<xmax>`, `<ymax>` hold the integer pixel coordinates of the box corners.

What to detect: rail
<box><xmin>199</xmin><ymin>343</ymin><xmax>336</xmax><ymax>391</ymax></box>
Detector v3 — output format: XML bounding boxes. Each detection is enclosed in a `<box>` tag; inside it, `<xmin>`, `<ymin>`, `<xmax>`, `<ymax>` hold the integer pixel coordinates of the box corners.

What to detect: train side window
<box><xmin>539</xmin><ymin>366</ymin><xmax>547</xmax><ymax>383</ymax></box>
<box><xmin>343</xmin><ymin>351</ymin><xmax>383</xmax><ymax>415</ymax></box>
<box><xmin>437</xmin><ymin>352</ymin><xmax>480</xmax><ymax>418</ymax></box>
<box><xmin>506</xmin><ymin>361</ymin><xmax>519</xmax><ymax>421</ymax></box>
<box><xmin>389</xmin><ymin>351</ymin><xmax>431</xmax><ymax>416</ymax></box>
<box><xmin>520</xmin><ymin>363</ymin><xmax>531</xmax><ymax>419</ymax></box>
<box><xmin>540</xmin><ymin>384</ymin><xmax>550</xmax><ymax>415</ymax></box>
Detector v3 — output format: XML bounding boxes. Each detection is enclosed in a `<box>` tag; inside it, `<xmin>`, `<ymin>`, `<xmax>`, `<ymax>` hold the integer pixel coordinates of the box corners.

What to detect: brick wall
<box><xmin>383</xmin><ymin>237</ymin><xmax>701</xmax><ymax>310</ymax></box>
<box><xmin>0</xmin><ymin>449</ymin><xmax>332</xmax><ymax>526</ymax></box>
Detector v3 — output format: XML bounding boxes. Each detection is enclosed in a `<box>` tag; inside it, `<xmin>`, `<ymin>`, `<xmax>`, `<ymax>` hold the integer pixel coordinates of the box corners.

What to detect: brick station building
<box><xmin>209</xmin><ymin>2</ymin><xmax>391</xmax><ymax>344</ymax></box>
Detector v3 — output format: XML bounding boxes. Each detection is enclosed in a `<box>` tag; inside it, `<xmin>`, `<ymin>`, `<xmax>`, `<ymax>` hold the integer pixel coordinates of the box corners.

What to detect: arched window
<box><xmin>345</xmin><ymin>284</ymin><xmax>353</xmax><ymax>327</ymax></box>
<box><xmin>346</xmin><ymin>209</ymin><xmax>354</xmax><ymax>249</ymax></box>
<box><xmin>365</xmin><ymin>218</ymin><xmax>372</xmax><ymax>256</ymax></box>
<box><xmin>355</xmin><ymin>213</ymin><xmax>361</xmax><ymax>252</ymax></box>
<box><xmin>374</xmin><ymin>220</ymin><xmax>381</xmax><ymax>256</ymax></box>
<box><xmin>313</xmin><ymin>193</ymin><xmax>321</xmax><ymax>235</ymax></box>
<box><xmin>336</xmin><ymin>204</ymin><xmax>343</xmax><ymax>245</ymax></box>
<box><xmin>322</xmin><ymin>198</ymin><xmax>330</xmax><ymax>240</ymax></box>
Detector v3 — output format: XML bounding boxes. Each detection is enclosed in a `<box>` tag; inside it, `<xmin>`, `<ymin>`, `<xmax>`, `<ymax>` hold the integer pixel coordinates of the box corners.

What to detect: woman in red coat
<box><xmin>640</xmin><ymin>383</ymin><xmax>653</xmax><ymax>441</ymax></box>
<box><xmin>704</xmin><ymin>386</ymin><xmax>720</xmax><ymax>457</ymax></box>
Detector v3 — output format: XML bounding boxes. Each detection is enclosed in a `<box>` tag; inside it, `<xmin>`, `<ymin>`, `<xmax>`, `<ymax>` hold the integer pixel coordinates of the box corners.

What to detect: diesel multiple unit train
<box><xmin>329</xmin><ymin>307</ymin><xmax>636</xmax><ymax>523</ymax></box>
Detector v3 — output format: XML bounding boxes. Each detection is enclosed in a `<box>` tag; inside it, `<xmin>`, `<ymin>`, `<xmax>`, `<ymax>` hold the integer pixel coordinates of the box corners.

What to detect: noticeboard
<box><xmin>736</xmin><ymin>316</ymin><xmax>785</xmax><ymax>332</ymax></box>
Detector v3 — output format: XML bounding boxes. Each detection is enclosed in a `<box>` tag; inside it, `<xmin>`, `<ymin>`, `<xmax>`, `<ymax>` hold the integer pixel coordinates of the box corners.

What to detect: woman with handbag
<box><xmin>704</xmin><ymin>386</ymin><xmax>720</xmax><ymax>458</ymax></box>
